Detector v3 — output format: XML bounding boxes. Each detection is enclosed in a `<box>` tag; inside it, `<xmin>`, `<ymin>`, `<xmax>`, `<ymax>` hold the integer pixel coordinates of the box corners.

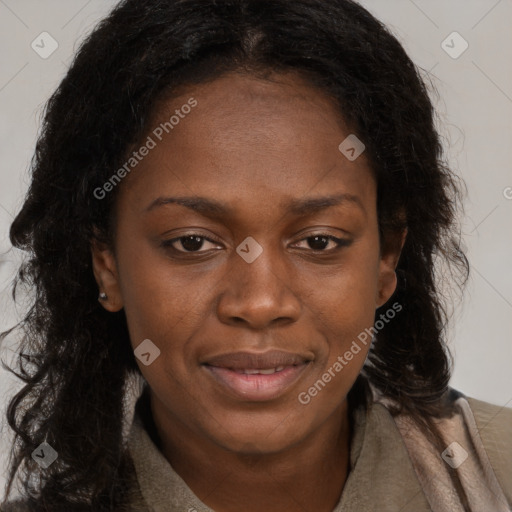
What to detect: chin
<box><xmin>207</xmin><ymin>416</ymin><xmax>308</xmax><ymax>455</ymax></box>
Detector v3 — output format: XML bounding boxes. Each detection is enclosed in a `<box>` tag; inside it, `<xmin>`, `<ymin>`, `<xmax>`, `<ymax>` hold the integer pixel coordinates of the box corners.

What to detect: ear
<box><xmin>376</xmin><ymin>228</ymin><xmax>407</xmax><ymax>308</ymax></box>
<box><xmin>91</xmin><ymin>235</ymin><xmax>124</xmax><ymax>312</ymax></box>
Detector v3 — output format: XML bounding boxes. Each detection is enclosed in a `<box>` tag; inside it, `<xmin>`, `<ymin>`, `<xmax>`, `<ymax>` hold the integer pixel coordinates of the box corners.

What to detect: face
<box><xmin>92</xmin><ymin>71</ymin><xmax>403</xmax><ymax>454</ymax></box>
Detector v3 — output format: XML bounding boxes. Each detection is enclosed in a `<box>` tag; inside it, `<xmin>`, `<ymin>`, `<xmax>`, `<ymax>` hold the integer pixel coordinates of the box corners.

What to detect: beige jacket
<box><xmin>123</xmin><ymin>379</ymin><xmax>512</xmax><ymax>511</ymax></box>
<box><xmin>3</xmin><ymin>377</ymin><xmax>512</xmax><ymax>511</ymax></box>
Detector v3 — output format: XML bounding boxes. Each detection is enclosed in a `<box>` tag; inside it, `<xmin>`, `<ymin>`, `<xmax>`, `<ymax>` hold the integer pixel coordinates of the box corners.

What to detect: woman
<box><xmin>1</xmin><ymin>0</ymin><xmax>511</xmax><ymax>510</ymax></box>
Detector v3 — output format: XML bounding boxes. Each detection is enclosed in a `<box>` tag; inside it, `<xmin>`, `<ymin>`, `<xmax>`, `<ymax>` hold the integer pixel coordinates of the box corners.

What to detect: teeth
<box><xmin>234</xmin><ymin>366</ymin><xmax>286</xmax><ymax>375</ymax></box>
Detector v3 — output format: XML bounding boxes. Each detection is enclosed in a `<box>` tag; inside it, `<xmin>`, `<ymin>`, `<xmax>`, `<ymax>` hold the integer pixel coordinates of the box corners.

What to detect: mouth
<box><xmin>202</xmin><ymin>362</ymin><xmax>311</xmax><ymax>402</ymax></box>
<box><xmin>228</xmin><ymin>366</ymin><xmax>288</xmax><ymax>375</ymax></box>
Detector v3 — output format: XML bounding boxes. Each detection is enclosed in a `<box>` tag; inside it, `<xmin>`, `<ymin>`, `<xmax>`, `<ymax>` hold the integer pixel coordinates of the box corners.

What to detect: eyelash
<box><xmin>160</xmin><ymin>232</ymin><xmax>351</xmax><ymax>255</ymax></box>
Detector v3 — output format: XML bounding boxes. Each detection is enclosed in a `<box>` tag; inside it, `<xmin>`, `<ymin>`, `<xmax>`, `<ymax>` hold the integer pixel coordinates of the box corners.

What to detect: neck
<box><xmin>149</xmin><ymin>396</ymin><xmax>352</xmax><ymax>512</ymax></box>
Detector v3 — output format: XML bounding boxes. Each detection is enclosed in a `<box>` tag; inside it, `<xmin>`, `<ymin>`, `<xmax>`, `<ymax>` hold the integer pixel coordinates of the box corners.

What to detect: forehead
<box><xmin>118</xmin><ymin>71</ymin><xmax>375</xmax><ymax>219</ymax></box>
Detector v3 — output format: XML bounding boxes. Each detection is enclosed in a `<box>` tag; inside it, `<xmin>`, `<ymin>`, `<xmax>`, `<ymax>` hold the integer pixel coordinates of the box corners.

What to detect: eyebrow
<box><xmin>144</xmin><ymin>193</ymin><xmax>365</xmax><ymax>219</ymax></box>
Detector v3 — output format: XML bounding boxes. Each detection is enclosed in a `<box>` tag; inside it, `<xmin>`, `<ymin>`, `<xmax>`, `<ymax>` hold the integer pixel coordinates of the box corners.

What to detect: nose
<box><xmin>216</xmin><ymin>244</ymin><xmax>302</xmax><ymax>330</ymax></box>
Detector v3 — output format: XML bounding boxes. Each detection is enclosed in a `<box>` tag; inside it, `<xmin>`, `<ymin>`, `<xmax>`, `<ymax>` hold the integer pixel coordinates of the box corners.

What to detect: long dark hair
<box><xmin>1</xmin><ymin>0</ymin><xmax>468</xmax><ymax>509</ymax></box>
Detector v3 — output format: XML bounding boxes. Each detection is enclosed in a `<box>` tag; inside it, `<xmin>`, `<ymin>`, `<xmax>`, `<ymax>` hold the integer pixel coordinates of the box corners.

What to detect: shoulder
<box><xmin>1</xmin><ymin>497</ymin><xmax>144</xmax><ymax>512</ymax></box>
<box><xmin>465</xmin><ymin>394</ymin><xmax>512</xmax><ymax>501</ymax></box>
<box><xmin>0</xmin><ymin>456</ymin><xmax>145</xmax><ymax>512</ymax></box>
<box><xmin>1</xmin><ymin>500</ymin><xmax>31</xmax><ymax>512</ymax></box>
<box><xmin>465</xmin><ymin>394</ymin><xmax>512</xmax><ymax>435</ymax></box>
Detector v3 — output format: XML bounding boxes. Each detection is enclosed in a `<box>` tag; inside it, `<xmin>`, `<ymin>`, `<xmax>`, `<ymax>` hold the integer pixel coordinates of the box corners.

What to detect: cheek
<box><xmin>311</xmin><ymin>242</ymin><xmax>380</xmax><ymax>321</ymax></box>
<box><xmin>113</xmin><ymin>234</ymin><xmax>217</xmax><ymax>403</ymax></box>
<box><xmin>114</xmin><ymin>232</ymin><xmax>209</xmax><ymax>344</ymax></box>
<box><xmin>305</xmin><ymin>243</ymin><xmax>380</xmax><ymax>374</ymax></box>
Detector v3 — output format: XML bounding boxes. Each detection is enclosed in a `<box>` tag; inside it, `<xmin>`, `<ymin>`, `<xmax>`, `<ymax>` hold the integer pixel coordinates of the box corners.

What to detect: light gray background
<box><xmin>1</xmin><ymin>0</ymin><xmax>511</xmax><ymax>502</ymax></box>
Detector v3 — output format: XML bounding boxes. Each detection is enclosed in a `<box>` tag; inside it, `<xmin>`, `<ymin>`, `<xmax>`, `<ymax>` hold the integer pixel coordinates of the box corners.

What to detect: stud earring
<box><xmin>98</xmin><ymin>292</ymin><xmax>108</xmax><ymax>301</ymax></box>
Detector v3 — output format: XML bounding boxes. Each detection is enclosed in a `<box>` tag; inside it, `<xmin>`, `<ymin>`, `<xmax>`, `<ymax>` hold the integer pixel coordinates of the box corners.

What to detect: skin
<box><xmin>92</xmin><ymin>71</ymin><xmax>405</xmax><ymax>512</ymax></box>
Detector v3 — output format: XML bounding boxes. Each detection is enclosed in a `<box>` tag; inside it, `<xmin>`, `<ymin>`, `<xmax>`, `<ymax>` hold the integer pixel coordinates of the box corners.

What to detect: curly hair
<box><xmin>1</xmin><ymin>0</ymin><xmax>469</xmax><ymax>509</ymax></box>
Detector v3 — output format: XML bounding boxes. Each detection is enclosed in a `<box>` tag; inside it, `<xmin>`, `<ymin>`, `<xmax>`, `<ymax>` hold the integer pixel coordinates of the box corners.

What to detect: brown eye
<box><xmin>161</xmin><ymin>234</ymin><xmax>222</xmax><ymax>253</ymax></box>
<box><xmin>177</xmin><ymin>235</ymin><xmax>206</xmax><ymax>252</ymax></box>
<box><xmin>306</xmin><ymin>235</ymin><xmax>332</xmax><ymax>250</ymax></box>
<box><xmin>294</xmin><ymin>234</ymin><xmax>351</xmax><ymax>252</ymax></box>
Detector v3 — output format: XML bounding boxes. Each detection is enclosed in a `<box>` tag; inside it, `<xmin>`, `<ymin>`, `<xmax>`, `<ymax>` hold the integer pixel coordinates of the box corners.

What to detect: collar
<box><xmin>127</xmin><ymin>376</ymin><xmax>431</xmax><ymax>511</ymax></box>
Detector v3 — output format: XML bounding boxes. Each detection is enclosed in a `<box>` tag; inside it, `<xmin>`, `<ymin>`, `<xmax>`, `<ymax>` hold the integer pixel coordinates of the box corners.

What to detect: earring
<box><xmin>98</xmin><ymin>292</ymin><xmax>108</xmax><ymax>301</ymax></box>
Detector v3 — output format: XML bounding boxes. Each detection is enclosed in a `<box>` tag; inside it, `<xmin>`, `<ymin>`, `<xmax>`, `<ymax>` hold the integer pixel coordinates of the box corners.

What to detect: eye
<box><xmin>293</xmin><ymin>234</ymin><xmax>351</xmax><ymax>252</ymax></box>
<box><xmin>161</xmin><ymin>233</ymin><xmax>222</xmax><ymax>253</ymax></box>
<box><xmin>160</xmin><ymin>232</ymin><xmax>351</xmax><ymax>257</ymax></box>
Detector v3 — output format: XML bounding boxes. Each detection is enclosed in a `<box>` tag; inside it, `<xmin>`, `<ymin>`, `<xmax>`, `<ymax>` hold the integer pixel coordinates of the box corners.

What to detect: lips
<box><xmin>202</xmin><ymin>350</ymin><xmax>312</xmax><ymax>370</ymax></box>
<box><xmin>202</xmin><ymin>350</ymin><xmax>313</xmax><ymax>401</ymax></box>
